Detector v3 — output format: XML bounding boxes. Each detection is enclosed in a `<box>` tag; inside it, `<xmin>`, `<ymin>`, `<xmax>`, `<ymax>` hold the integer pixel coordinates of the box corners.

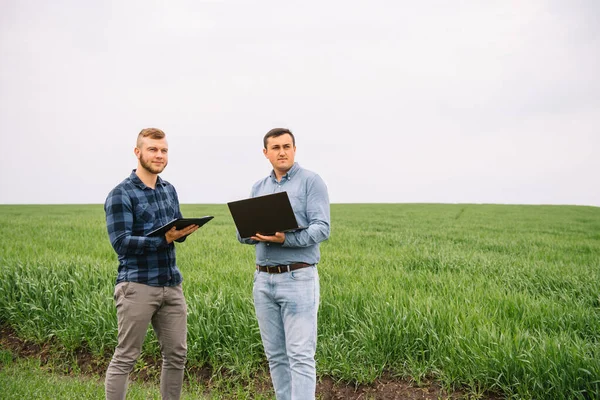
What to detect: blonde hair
<box><xmin>136</xmin><ymin>128</ymin><xmax>166</xmax><ymax>148</ymax></box>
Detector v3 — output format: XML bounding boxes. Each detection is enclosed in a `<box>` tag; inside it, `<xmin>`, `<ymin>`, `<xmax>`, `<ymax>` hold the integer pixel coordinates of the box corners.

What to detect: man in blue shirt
<box><xmin>238</xmin><ymin>128</ymin><xmax>331</xmax><ymax>400</ymax></box>
<box><xmin>104</xmin><ymin>128</ymin><xmax>199</xmax><ymax>400</ymax></box>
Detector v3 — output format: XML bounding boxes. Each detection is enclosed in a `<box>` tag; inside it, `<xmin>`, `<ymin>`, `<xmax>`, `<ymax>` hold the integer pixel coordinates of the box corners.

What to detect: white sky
<box><xmin>1</xmin><ymin>0</ymin><xmax>599</xmax><ymax>206</ymax></box>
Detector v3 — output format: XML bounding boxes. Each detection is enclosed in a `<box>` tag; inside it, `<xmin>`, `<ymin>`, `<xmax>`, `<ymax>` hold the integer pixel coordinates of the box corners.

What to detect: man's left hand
<box><xmin>251</xmin><ymin>232</ymin><xmax>285</xmax><ymax>243</ymax></box>
<box><xmin>165</xmin><ymin>224</ymin><xmax>198</xmax><ymax>243</ymax></box>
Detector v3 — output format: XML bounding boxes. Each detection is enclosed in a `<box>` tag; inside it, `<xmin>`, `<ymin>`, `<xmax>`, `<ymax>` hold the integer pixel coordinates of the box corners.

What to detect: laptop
<box><xmin>227</xmin><ymin>192</ymin><xmax>305</xmax><ymax>239</ymax></box>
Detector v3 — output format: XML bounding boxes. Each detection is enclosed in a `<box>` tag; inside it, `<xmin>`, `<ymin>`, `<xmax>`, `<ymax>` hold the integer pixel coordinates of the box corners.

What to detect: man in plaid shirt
<box><xmin>104</xmin><ymin>128</ymin><xmax>199</xmax><ymax>400</ymax></box>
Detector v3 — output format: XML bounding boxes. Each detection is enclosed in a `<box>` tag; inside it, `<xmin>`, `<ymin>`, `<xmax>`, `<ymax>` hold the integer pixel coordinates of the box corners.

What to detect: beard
<box><xmin>139</xmin><ymin>153</ymin><xmax>167</xmax><ymax>174</ymax></box>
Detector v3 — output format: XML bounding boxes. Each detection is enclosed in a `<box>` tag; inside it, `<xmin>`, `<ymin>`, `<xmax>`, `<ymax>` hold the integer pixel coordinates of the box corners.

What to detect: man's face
<box><xmin>263</xmin><ymin>134</ymin><xmax>296</xmax><ymax>173</ymax></box>
<box><xmin>135</xmin><ymin>137</ymin><xmax>169</xmax><ymax>174</ymax></box>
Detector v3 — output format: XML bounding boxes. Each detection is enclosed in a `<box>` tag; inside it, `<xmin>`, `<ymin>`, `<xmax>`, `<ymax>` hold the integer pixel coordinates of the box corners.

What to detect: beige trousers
<box><xmin>105</xmin><ymin>282</ymin><xmax>187</xmax><ymax>400</ymax></box>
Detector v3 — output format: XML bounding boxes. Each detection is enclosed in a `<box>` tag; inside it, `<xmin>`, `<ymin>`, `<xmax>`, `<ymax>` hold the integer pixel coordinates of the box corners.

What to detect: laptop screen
<box><xmin>227</xmin><ymin>192</ymin><xmax>303</xmax><ymax>239</ymax></box>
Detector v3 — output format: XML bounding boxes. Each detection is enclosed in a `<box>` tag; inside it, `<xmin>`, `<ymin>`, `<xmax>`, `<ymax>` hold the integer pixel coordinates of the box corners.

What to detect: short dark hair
<box><xmin>263</xmin><ymin>128</ymin><xmax>295</xmax><ymax>149</ymax></box>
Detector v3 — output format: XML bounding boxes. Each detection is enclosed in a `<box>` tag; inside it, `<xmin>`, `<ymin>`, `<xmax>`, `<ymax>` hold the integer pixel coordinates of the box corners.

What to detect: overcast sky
<box><xmin>1</xmin><ymin>0</ymin><xmax>598</xmax><ymax>206</ymax></box>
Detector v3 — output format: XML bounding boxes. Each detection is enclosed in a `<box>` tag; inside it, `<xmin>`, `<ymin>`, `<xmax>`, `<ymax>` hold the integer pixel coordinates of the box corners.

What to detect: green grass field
<box><xmin>0</xmin><ymin>350</ymin><xmax>213</xmax><ymax>400</ymax></box>
<box><xmin>1</xmin><ymin>203</ymin><xmax>599</xmax><ymax>399</ymax></box>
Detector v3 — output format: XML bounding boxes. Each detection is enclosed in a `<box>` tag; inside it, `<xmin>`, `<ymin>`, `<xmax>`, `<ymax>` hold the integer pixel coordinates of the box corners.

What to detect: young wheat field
<box><xmin>0</xmin><ymin>203</ymin><xmax>599</xmax><ymax>399</ymax></box>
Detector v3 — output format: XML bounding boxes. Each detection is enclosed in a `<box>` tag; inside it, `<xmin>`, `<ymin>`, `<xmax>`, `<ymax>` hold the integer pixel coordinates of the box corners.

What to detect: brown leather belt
<box><xmin>256</xmin><ymin>263</ymin><xmax>311</xmax><ymax>274</ymax></box>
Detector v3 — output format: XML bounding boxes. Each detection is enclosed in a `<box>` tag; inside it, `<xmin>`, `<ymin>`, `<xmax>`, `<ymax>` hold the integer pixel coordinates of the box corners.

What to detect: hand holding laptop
<box><xmin>251</xmin><ymin>232</ymin><xmax>286</xmax><ymax>243</ymax></box>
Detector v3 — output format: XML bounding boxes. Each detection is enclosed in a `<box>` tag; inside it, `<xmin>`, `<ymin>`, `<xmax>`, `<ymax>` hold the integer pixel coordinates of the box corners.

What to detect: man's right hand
<box><xmin>165</xmin><ymin>224</ymin><xmax>199</xmax><ymax>243</ymax></box>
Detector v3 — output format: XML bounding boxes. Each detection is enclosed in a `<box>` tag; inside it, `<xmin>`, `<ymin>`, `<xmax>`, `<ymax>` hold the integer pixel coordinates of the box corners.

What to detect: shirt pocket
<box><xmin>135</xmin><ymin>203</ymin><xmax>155</xmax><ymax>223</ymax></box>
<box><xmin>134</xmin><ymin>203</ymin><xmax>156</xmax><ymax>234</ymax></box>
<box><xmin>286</xmin><ymin>191</ymin><xmax>307</xmax><ymax>214</ymax></box>
<box><xmin>161</xmin><ymin>191</ymin><xmax>179</xmax><ymax>219</ymax></box>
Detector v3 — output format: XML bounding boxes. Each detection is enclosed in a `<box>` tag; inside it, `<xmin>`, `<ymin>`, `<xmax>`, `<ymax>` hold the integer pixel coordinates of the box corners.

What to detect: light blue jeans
<box><xmin>253</xmin><ymin>265</ymin><xmax>320</xmax><ymax>400</ymax></box>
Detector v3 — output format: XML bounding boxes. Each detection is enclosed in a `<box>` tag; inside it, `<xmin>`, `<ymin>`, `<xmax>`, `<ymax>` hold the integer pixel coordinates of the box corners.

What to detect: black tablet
<box><xmin>146</xmin><ymin>216</ymin><xmax>214</xmax><ymax>237</ymax></box>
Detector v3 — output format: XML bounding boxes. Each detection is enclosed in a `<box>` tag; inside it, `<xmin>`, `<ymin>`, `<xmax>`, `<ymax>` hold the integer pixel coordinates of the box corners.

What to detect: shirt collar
<box><xmin>270</xmin><ymin>162</ymin><xmax>300</xmax><ymax>182</ymax></box>
<box><xmin>130</xmin><ymin>169</ymin><xmax>166</xmax><ymax>189</ymax></box>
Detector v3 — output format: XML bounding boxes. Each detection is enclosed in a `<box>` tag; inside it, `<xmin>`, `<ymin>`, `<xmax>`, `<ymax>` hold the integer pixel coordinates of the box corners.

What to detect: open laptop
<box><xmin>227</xmin><ymin>192</ymin><xmax>306</xmax><ymax>239</ymax></box>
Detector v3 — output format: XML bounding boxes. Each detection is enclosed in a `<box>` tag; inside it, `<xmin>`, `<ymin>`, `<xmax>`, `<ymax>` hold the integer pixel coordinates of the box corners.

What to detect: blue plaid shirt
<box><xmin>104</xmin><ymin>170</ymin><xmax>185</xmax><ymax>287</ymax></box>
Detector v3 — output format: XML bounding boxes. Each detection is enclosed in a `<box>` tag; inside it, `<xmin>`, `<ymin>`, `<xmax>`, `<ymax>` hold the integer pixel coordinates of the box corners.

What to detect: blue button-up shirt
<box><xmin>238</xmin><ymin>163</ymin><xmax>330</xmax><ymax>266</ymax></box>
<box><xmin>104</xmin><ymin>170</ymin><xmax>185</xmax><ymax>286</ymax></box>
